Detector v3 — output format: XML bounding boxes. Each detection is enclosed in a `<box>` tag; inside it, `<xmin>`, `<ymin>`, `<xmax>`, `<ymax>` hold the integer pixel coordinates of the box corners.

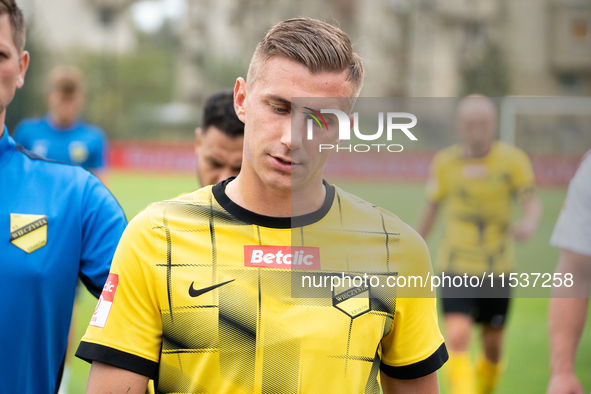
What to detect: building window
<box><xmin>570</xmin><ymin>18</ymin><xmax>589</xmax><ymax>41</ymax></box>
<box><xmin>558</xmin><ymin>74</ymin><xmax>582</xmax><ymax>93</ymax></box>
<box><xmin>98</xmin><ymin>7</ymin><xmax>116</xmax><ymax>26</ymax></box>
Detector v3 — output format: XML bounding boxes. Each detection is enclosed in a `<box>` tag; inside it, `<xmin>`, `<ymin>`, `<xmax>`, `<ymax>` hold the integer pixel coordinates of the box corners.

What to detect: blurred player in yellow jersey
<box><xmin>418</xmin><ymin>96</ymin><xmax>542</xmax><ymax>394</ymax></box>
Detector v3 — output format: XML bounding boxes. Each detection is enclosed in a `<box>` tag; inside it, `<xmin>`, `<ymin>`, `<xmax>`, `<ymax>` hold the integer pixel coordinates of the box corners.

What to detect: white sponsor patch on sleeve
<box><xmin>90</xmin><ymin>274</ymin><xmax>119</xmax><ymax>328</ymax></box>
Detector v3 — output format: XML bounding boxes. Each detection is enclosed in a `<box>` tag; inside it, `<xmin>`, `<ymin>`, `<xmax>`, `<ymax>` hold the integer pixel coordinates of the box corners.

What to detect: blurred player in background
<box><xmin>195</xmin><ymin>90</ymin><xmax>244</xmax><ymax>187</ymax></box>
<box><xmin>13</xmin><ymin>65</ymin><xmax>109</xmax><ymax>184</ymax></box>
<box><xmin>547</xmin><ymin>151</ymin><xmax>591</xmax><ymax>394</ymax></box>
<box><xmin>0</xmin><ymin>1</ymin><xmax>126</xmax><ymax>393</ymax></box>
<box><xmin>418</xmin><ymin>95</ymin><xmax>542</xmax><ymax>394</ymax></box>
<box><xmin>77</xmin><ymin>18</ymin><xmax>447</xmax><ymax>393</ymax></box>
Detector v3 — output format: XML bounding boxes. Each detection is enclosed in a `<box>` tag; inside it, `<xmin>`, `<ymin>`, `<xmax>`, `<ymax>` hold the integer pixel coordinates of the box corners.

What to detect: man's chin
<box><xmin>196</xmin><ymin>170</ymin><xmax>204</xmax><ymax>188</ymax></box>
<box><xmin>257</xmin><ymin>167</ymin><xmax>316</xmax><ymax>193</ymax></box>
<box><xmin>263</xmin><ymin>172</ymin><xmax>293</xmax><ymax>191</ymax></box>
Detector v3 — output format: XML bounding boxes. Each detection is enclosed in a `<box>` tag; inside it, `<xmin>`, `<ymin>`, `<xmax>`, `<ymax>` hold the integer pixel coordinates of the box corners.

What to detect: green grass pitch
<box><xmin>66</xmin><ymin>172</ymin><xmax>591</xmax><ymax>393</ymax></box>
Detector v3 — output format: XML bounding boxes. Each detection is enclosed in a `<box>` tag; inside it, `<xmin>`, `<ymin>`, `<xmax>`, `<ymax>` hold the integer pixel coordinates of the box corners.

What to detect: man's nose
<box><xmin>282</xmin><ymin>116</ymin><xmax>305</xmax><ymax>150</ymax></box>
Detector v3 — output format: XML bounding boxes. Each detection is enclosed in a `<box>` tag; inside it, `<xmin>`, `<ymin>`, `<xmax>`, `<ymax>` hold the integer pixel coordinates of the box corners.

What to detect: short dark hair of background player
<box><xmin>194</xmin><ymin>90</ymin><xmax>244</xmax><ymax>187</ymax></box>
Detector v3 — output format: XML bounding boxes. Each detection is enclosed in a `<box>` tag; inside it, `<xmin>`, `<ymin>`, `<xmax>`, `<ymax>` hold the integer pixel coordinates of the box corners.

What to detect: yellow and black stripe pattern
<box><xmin>427</xmin><ymin>141</ymin><xmax>536</xmax><ymax>275</ymax></box>
<box><xmin>78</xmin><ymin>178</ymin><xmax>447</xmax><ymax>393</ymax></box>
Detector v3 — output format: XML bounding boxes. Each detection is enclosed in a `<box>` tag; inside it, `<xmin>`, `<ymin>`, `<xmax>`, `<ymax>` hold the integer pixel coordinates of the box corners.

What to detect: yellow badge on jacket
<box><xmin>10</xmin><ymin>213</ymin><xmax>48</xmax><ymax>253</ymax></box>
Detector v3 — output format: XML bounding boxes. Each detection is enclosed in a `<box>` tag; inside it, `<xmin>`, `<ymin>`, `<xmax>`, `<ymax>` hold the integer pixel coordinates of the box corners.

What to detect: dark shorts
<box><xmin>440</xmin><ymin>275</ymin><xmax>511</xmax><ymax>328</ymax></box>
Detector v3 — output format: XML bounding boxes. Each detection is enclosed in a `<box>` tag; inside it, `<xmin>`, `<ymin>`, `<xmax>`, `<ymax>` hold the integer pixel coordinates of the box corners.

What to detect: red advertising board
<box><xmin>109</xmin><ymin>141</ymin><xmax>579</xmax><ymax>186</ymax></box>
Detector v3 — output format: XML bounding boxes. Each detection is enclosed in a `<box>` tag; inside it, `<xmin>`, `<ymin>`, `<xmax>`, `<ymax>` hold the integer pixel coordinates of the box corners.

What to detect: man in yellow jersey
<box><xmin>417</xmin><ymin>96</ymin><xmax>542</xmax><ymax>394</ymax></box>
<box><xmin>77</xmin><ymin>18</ymin><xmax>448</xmax><ymax>393</ymax></box>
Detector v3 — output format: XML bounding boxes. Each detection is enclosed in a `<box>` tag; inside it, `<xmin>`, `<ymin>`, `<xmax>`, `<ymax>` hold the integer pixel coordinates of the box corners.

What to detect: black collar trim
<box><xmin>212</xmin><ymin>177</ymin><xmax>335</xmax><ymax>229</ymax></box>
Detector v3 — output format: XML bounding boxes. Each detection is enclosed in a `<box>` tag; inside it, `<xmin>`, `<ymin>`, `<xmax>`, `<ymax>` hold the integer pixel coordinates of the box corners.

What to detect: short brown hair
<box><xmin>0</xmin><ymin>0</ymin><xmax>25</xmax><ymax>52</ymax></box>
<box><xmin>247</xmin><ymin>18</ymin><xmax>364</xmax><ymax>97</ymax></box>
<box><xmin>47</xmin><ymin>65</ymin><xmax>85</xmax><ymax>98</ymax></box>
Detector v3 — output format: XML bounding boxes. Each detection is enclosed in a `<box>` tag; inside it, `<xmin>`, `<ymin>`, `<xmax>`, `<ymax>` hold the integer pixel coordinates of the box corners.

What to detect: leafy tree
<box><xmin>461</xmin><ymin>42</ymin><xmax>511</xmax><ymax>97</ymax></box>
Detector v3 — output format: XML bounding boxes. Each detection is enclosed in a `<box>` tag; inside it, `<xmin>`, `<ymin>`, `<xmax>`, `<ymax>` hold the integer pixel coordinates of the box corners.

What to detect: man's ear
<box><xmin>194</xmin><ymin>127</ymin><xmax>202</xmax><ymax>153</ymax></box>
<box><xmin>234</xmin><ymin>77</ymin><xmax>247</xmax><ymax>123</ymax></box>
<box><xmin>16</xmin><ymin>50</ymin><xmax>29</xmax><ymax>89</ymax></box>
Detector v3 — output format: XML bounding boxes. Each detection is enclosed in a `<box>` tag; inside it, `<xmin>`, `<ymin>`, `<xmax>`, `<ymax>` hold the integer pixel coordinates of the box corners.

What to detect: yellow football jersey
<box><xmin>426</xmin><ymin>141</ymin><xmax>535</xmax><ymax>275</ymax></box>
<box><xmin>77</xmin><ymin>179</ymin><xmax>447</xmax><ymax>393</ymax></box>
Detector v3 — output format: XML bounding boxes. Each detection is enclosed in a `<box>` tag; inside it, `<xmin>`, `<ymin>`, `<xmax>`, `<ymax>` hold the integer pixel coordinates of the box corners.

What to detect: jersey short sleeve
<box><xmin>426</xmin><ymin>151</ymin><xmax>448</xmax><ymax>203</ymax></box>
<box><xmin>379</xmin><ymin>224</ymin><xmax>448</xmax><ymax>379</ymax></box>
<box><xmin>508</xmin><ymin>147</ymin><xmax>535</xmax><ymax>198</ymax></box>
<box><xmin>550</xmin><ymin>153</ymin><xmax>591</xmax><ymax>257</ymax></box>
<box><xmin>76</xmin><ymin>210</ymin><xmax>162</xmax><ymax>379</ymax></box>
<box><xmin>84</xmin><ymin>127</ymin><xmax>108</xmax><ymax>171</ymax></box>
<box><xmin>79</xmin><ymin>174</ymin><xmax>127</xmax><ymax>297</ymax></box>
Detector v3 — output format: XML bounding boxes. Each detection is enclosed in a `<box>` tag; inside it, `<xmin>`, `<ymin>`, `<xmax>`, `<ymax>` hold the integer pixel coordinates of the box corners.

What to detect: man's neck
<box><xmin>48</xmin><ymin>113</ymin><xmax>75</xmax><ymax>129</ymax></box>
<box><xmin>0</xmin><ymin>111</ymin><xmax>6</xmax><ymax>139</ymax></box>
<box><xmin>463</xmin><ymin>141</ymin><xmax>492</xmax><ymax>159</ymax></box>
<box><xmin>225</xmin><ymin>171</ymin><xmax>327</xmax><ymax>218</ymax></box>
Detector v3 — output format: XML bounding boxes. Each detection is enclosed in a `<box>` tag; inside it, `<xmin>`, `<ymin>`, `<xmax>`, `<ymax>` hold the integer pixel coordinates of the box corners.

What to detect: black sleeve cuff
<box><xmin>76</xmin><ymin>341</ymin><xmax>159</xmax><ymax>379</ymax></box>
<box><xmin>380</xmin><ymin>343</ymin><xmax>449</xmax><ymax>380</ymax></box>
<box><xmin>79</xmin><ymin>273</ymin><xmax>102</xmax><ymax>299</ymax></box>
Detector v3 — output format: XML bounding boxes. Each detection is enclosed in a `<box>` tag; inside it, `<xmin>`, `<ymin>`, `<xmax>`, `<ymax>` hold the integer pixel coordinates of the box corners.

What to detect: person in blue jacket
<box><xmin>0</xmin><ymin>1</ymin><xmax>127</xmax><ymax>392</ymax></box>
<box><xmin>13</xmin><ymin>65</ymin><xmax>109</xmax><ymax>184</ymax></box>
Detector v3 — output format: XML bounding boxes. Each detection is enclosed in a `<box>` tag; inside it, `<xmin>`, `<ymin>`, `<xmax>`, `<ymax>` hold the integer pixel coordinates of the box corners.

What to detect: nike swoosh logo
<box><xmin>188</xmin><ymin>279</ymin><xmax>235</xmax><ymax>298</ymax></box>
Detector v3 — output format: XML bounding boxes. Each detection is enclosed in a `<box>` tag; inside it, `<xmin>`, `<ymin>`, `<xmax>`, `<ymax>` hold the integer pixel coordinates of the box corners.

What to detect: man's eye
<box><xmin>324</xmin><ymin>115</ymin><xmax>338</xmax><ymax>125</ymax></box>
<box><xmin>271</xmin><ymin>105</ymin><xmax>288</xmax><ymax>114</ymax></box>
<box><xmin>208</xmin><ymin>160</ymin><xmax>222</xmax><ymax>169</ymax></box>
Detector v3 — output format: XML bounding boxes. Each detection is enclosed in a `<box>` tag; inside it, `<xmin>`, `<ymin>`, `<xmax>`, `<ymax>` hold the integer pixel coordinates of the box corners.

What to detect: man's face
<box><xmin>456</xmin><ymin>101</ymin><xmax>497</xmax><ymax>150</ymax></box>
<box><xmin>195</xmin><ymin>126</ymin><xmax>244</xmax><ymax>186</ymax></box>
<box><xmin>0</xmin><ymin>14</ymin><xmax>28</xmax><ymax>125</ymax></box>
<box><xmin>234</xmin><ymin>57</ymin><xmax>352</xmax><ymax>192</ymax></box>
<box><xmin>47</xmin><ymin>90</ymin><xmax>85</xmax><ymax>127</ymax></box>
